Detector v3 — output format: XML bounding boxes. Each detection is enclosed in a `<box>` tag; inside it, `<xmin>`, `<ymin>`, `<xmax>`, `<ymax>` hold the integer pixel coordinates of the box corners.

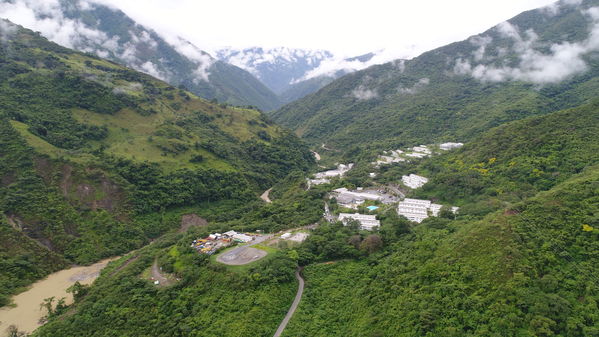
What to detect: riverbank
<box><xmin>0</xmin><ymin>257</ymin><xmax>117</xmax><ymax>335</ymax></box>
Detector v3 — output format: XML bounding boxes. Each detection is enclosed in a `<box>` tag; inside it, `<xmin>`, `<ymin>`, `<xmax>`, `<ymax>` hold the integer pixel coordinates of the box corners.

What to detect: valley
<box><xmin>1</xmin><ymin>0</ymin><xmax>599</xmax><ymax>336</ymax></box>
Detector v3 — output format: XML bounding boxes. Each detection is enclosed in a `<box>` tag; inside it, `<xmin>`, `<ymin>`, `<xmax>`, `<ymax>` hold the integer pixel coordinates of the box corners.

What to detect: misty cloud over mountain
<box><xmin>0</xmin><ymin>0</ymin><xmax>281</xmax><ymax>110</ymax></box>
<box><xmin>454</xmin><ymin>0</ymin><xmax>599</xmax><ymax>84</ymax></box>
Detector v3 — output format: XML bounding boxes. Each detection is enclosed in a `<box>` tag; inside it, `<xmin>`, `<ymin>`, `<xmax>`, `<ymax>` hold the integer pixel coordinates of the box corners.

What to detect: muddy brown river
<box><xmin>0</xmin><ymin>257</ymin><xmax>117</xmax><ymax>335</ymax></box>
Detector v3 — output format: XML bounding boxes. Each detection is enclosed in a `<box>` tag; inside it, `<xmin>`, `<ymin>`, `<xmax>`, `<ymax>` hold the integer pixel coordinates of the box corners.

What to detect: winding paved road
<box><xmin>273</xmin><ymin>267</ymin><xmax>305</xmax><ymax>337</ymax></box>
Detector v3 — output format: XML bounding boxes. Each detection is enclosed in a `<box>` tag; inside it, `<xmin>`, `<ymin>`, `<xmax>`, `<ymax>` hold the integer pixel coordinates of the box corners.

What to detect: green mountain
<box><xmin>285</xmin><ymin>165</ymin><xmax>599</xmax><ymax>336</ymax></box>
<box><xmin>0</xmin><ymin>20</ymin><xmax>313</xmax><ymax>306</ymax></box>
<box><xmin>279</xmin><ymin>101</ymin><xmax>599</xmax><ymax>336</ymax></box>
<box><xmin>278</xmin><ymin>75</ymin><xmax>337</xmax><ymax>105</ymax></box>
<box><xmin>272</xmin><ymin>0</ymin><xmax>599</xmax><ymax>150</ymax></box>
<box><xmin>363</xmin><ymin>98</ymin><xmax>599</xmax><ymax>216</ymax></box>
<box><xmin>0</xmin><ymin>0</ymin><xmax>282</xmax><ymax>111</ymax></box>
<box><xmin>30</xmin><ymin>90</ymin><xmax>599</xmax><ymax>337</ymax></box>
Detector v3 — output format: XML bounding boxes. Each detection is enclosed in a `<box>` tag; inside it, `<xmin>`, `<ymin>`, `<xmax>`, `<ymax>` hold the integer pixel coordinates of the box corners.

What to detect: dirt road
<box><xmin>261</xmin><ymin>188</ymin><xmax>272</xmax><ymax>203</ymax></box>
<box><xmin>151</xmin><ymin>259</ymin><xmax>170</xmax><ymax>286</ymax></box>
<box><xmin>273</xmin><ymin>267</ymin><xmax>305</xmax><ymax>337</ymax></box>
<box><xmin>311</xmin><ymin>151</ymin><xmax>321</xmax><ymax>161</ymax></box>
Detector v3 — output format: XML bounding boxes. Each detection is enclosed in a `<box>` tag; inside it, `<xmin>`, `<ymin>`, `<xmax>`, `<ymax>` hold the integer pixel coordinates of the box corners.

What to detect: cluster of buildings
<box><xmin>190</xmin><ymin>231</ymin><xmax>254</xmax><ymax>254</ymax></box>
<box><xmin>338</xmin><ymin>213</ymin><xmax>381</xmax><ymax>231</ymax></box>
<box><xmin>331</xmin><ymin>187</ymin><xmax>398</xmax><ymax>209</ymax></box>
<box><xmin>397</xmin><ymin>198</ymin><xmax>458</xmax><ymax>223</ymax></box>
<box><xmin>372</xmin><ymin>150</ymin><xmax>407</xmax><ymax>167</ymax></box>
<box><xmin>402</xmin><ymin>174</ymin><xmax>429</xmax><ymax>189</ymax></box>
<box><xmin>372</xmin><ymin>143</ymin><xmax>463</xmax><ymax>168</ymax></box>
<box><xmin>308</xmin><ymin>163</ymin><xmax>354</xmax><ymax>187</ymax></box>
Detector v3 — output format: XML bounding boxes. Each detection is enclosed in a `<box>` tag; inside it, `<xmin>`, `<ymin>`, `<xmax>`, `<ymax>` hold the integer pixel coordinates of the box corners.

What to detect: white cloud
<box><xmin>0</xmin><ymin>0</ymin><xmax>187</xmax><ymax>82</ymax></box>
<box><xmin>454</xmin><ymin>7</ymin><xmax>599</xmax><ymax>84</ymax></box>
<box><xmin>112</xmin><ymin>82</ymin><xmax>143</xmax><ymax>95</ymax></box>
<box><xmin>398</xmin><ymin>78</ymin><xmax>430</xmax><ymax>94</ymax></box>
<box><xmin>139</xmin><ymin>61</ymin><xmax>168</xmax><ymax>81</ymax></box>
<box><xmin>0</xmin><ymin>0</ymin><xmax>115</xmax><ymax>49</ymax></box>
<box><xmin>163</xmin><ymin>35</ymin><xmax>214</xmax><ymax>82</ymax></box>
<box><xmin>0</xmin><ymin>19</ymin><xmax>17</xmax><ymax>43</ymax></box>
<box><xmin>351</xmin><ymin>85</ymin><xmax>378</xmax><ymax>100</ymax></box>
<box><xmin>94</xmin><ymin>0</ymin><xmax>558</xmax><ymax>59</ymax></box>
<box><xmin>470</xmin><ymin>36</ymin><xmax>493</xmax><ymax>61</ymax></box>
<box><xmin>293</xmin><ymin>48</ymin><xmax>409</xmax><ymax>83</ymax></box>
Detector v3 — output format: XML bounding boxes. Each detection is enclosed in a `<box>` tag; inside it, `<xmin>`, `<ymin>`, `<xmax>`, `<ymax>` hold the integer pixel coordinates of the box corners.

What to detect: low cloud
<box><xmin>112</xmin><ymin>81</ymin><xmax>143</xmax><ymax>95</ymax></box>
<box><xmin>293</xmin><ymin>48</ymin><xmax>409</xmax><ymax>83</ymax></box>
<box><xmin>470</xmin><ymin>36</ymin><xmax>493</xmax><ymax>61</ymax></box>
<box><xmin>163</xmin><ymin>35</ymin><xmax>214</xmax><ymax>82</ymax></box>
<box><xmin>542</xmin><ymin>0</ymin><xmax>583</xmax><ymax>16</ymax></box>
<box><xmin>351</xmin><ymin>85</ymin><xmax>378</xmax><ymax>100</ymax></box>
<box><xmin>398</xmin><ymin>78</ymin><xmax>430</xmax><ymax>94</ymax></box>
<box><xmin>0</xmin><ymin>19</ymin><xmax>17</xmax><ymax>44</ymax></box>
<box><xmin>454</xmin><ymin>7</ymin><xmax>599</xmax><ymax>84</ymax></box>
<box><xmin>0</xmin><ymin>0</ymin><xmax>180</xmax><ymax>83</ymax></box>
<box><xmin>0</xmin><ymin>0</ymin><xmax>113</xmax><ymax>50</ymax></box>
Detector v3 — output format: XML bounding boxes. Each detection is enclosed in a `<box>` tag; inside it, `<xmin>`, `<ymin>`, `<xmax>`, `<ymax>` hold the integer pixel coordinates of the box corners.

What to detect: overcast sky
<box><xmin>96</xmin><ymin>0</ymin><xmax>559</xmax><ymax>57</ymax></box>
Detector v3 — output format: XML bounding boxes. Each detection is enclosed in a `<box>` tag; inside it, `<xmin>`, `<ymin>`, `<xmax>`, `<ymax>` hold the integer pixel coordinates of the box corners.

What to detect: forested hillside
<box><xmin>0</xmin><ymin>20</ymin><xmax>313</xmax><ymax>306</ymax></box>
<box><xmin>0</xmin><ymin>0</ymin><xmax>282</xmax><ymax>111</ymax></box>
<box><xmin>273</xmin><ymin>0</ymin><xmax>599</xmax><ymax>150</ymax></box>
<box><xmin>280</xmin><ymin>104</ymin><xmax>599</xmax><ymax>336</ymax></box>
<box><xmin>284</xmin><ymin>165</ymin><xmax>599</xmax><ymax>336</ymax></box>
<box><xmin>375</xmin><ymin>99</ymin><xmax>599</xmax><ymax>216</ymax></box>
<box><xmin>31</xmin><ymin>102</ymin><xmax>599</xmax><ymax>336</ymax></box>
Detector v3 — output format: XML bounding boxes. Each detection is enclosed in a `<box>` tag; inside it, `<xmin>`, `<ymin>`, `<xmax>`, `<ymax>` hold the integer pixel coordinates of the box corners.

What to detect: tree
<box><xmin>6</xmin><ymin>325</ymin><xmax>27</xmax><ymax>337</ymax></box>
<box><xmin>67</xmin><ymin>281</ymin><xmax>89</xmax><ymax>303</ymax></box>
<box><xmin>360</xmin><ymin>235</ymin><xmax>383</xmax><ymax>254</ymax></box>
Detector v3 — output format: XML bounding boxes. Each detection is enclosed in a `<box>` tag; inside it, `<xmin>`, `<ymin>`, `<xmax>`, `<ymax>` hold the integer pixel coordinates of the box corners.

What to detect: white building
<box><xmin>314</xmin><ymin>163</ymin><xmax>354</xmax><ymax>179</ymax></box>
<box><xmin>308</xmin><ymin>178</ymin><xmax>331</xmax><ymax>188</ymax></box>
<box><xmin>338</xmin><ymin>213</ymin><xmax>381</xmax><ymax>231</ymax></box>
<box><xmin>232</xmin><ymin>233</ymin><xmax>253</xmax><ymax>243</ymax></box>
<box><xmin>405</xmin><ymin>152</ymin><xmax>428</xmax><ymax>159</ymax></box>
<box><xmin>402</xmin><ymin>174</ymin><xmax>429</xmax><ymax>189</ymax></box>
<box><xmin>332</xmin><ymin>188</ymin><xmax>387</xmax><ymax>209</ymax></box>
<box><xmin>440</xmin><ymin>142</ymin><xmax>464</xmax><ymax>151</ymax></box>
<box><xmin>397</xmin><ymin>198</ymin><xmax>443</xmax><ymax>223</ymax></box>
<box><xmin>411</xmin><ymin>145</ymin><xmax>432</xmax><ymax>154</ymax></box>
<box><xmin>429</xmin><ymin>204</ymin><xmax>443</xmax><ymax>216</ymax></box>
<box><xmin>223</xmin><ymin>230</ymin><xmax>253</xmax><ymax>243</ymax></box>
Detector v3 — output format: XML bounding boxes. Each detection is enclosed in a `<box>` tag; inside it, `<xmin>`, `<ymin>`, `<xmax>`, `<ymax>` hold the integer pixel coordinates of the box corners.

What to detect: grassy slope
<box><xmin>272</xmin><ymin>0</ymin><xmax>599</xmax><ymax>150</ymax></box>
<box><xmin>0</xmin><ymin>22</ymin><xmax>312</xmax><ymax>306</ymax></box>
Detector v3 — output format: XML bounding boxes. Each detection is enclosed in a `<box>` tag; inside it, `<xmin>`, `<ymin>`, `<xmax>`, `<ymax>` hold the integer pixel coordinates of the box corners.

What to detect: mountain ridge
<box><xmin>0</xmin><ymin>0</ymin><xmax>282</xmax><ymax>111</ymax></box>
<box><xmin>272</xmin><ymin>0</ymin><xmax>599</xmax><ymax>150</ymax></box>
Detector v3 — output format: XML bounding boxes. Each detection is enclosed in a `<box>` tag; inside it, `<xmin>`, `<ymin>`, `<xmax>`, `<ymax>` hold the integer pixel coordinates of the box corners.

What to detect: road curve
<box><xmin>273</xmin><ymin>267</ymin><xmax>305</xmax><ymax>337</ymax></box>
<box><xmin>151</xmin><ymin>258</ymin><xmax>170</xmax><ymax>286</ymax></box>
<box><xmin>261</xmin><ymin>188</ymin><xmax>272</xmax><ymax>203</ymax></box>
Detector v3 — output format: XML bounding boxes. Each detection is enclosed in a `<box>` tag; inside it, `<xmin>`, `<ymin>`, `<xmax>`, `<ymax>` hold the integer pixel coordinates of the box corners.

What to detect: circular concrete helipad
<box><xmin>216</xmin><ymin>247</ymin><xmax>267</xmax><ymax>265</ymax></box>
